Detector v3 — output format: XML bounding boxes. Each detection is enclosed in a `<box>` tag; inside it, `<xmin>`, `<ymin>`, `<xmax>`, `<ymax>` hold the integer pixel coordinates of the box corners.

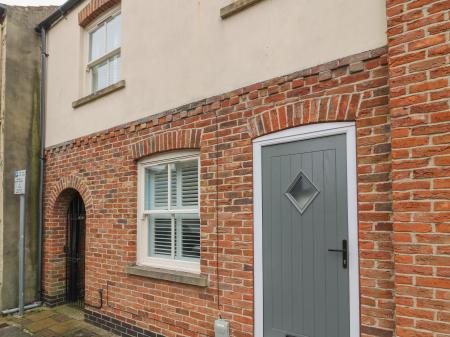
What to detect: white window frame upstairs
<box><xmin>86</xmin><ymin>7</ymin><xmax>121</xmax><ymax>93</ymax></box>
<box><xmin>253</xmin><ymin>122</ymin><xmax>360</xmax><ymax>337</ymax></box>
<box><xmin>137</xmin><ymin>150</ymin><xmax>201</xmax><ymax>274</ymax></box>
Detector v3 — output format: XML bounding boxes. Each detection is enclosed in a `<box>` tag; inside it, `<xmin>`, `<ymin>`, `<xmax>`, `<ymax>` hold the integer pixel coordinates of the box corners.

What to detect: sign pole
<box><xmin>15</xmin><ymin>170</ymin><xmax>26</xmax><ymax>317</ymax></box>
<box><xmin>18</xmin><ymin>193</ymin><xmax>25</xmax><ymax>316</ymax></box>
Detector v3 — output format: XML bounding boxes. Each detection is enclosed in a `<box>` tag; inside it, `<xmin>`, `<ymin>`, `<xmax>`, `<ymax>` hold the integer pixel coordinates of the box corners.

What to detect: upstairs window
<box><xmin>88</xmin><ymin>12</ymin><xmax>121</xmax><ymax>92</ymax></box>
<box><xmin>138</xmin><ymin>151</ymin><xmax>201</xmax><ymax>273</ymax></box>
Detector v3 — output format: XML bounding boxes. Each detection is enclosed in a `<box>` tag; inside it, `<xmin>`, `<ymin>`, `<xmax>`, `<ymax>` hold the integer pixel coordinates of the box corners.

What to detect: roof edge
<box><xmin>35</xmin><ymin>0</ymin><xmax>82</xmax><ymax>32</ymax></box>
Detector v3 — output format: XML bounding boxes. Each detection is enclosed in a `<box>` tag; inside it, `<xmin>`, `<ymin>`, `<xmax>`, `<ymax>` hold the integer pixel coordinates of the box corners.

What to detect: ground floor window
<box><xmin>137</xmin><ymin>150</ymin><xmax>200</xmax><ymax>273</ymax></box>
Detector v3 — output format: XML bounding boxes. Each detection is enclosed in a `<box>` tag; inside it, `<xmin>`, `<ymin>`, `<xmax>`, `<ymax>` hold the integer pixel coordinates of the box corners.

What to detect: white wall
<box><xmin>45</xmin><ymin>0</ymin><xmax>387</xmax><ymax>146</ymax></box>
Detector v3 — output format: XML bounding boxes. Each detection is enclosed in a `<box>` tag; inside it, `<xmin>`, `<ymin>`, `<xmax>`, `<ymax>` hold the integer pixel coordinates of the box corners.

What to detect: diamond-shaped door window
<box><xmin>285</xmin><ymin>171</ymin><xmax>319</xmax><ymax>214</ymax></box>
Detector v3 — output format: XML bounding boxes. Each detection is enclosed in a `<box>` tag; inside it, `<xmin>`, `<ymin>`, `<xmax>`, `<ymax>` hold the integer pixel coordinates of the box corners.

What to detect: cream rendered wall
<box><xmin>45</xmin><ymin>0</ymin><xmax>387</xmax><ymax>146</ymax></box>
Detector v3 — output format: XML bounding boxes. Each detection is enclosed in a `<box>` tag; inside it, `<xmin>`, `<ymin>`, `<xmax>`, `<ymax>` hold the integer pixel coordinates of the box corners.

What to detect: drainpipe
<box><xmin>1</xmin><ymin>302</ymin><xmax>42</xmax><ymax>316</ymax></box>
<box><xmin>37</xmin><ymin>26</ymin><xmax>47</xmax><ymax>303</ymax></box>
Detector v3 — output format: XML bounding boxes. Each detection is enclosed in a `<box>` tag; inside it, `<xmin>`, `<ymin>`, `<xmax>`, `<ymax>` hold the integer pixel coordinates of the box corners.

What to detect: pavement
<box><xmin>0</xmin><ymin>305</ymin><xmax>117</xmax><ymax>337</ymax></box>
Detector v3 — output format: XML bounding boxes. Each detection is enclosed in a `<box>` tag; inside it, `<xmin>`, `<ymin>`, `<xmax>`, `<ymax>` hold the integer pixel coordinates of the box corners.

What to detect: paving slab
<box><xmin>25</xmin><ymin>317</ymin><xmax>60</xmax><ymax>332</ymax></box>
<box><xmin>48</xmin><ymin>319</ymin><xmax>82</xmax><ymax>334</ymax></box>
<box><xmin>34</xmin><ymin>329</ymin><xmax>60</xmax><ymax>337</ymax></box>
<box><xmin>0</xmin><ymin>325</ymin><xmax>32</xmax><ymax>337</ymax></box>
<box><xmin>27</xmin><ymin>311</ymin><xmax>55</xmax><ymax>322</ymax></box>
<box><xmin>0</xmin><ymin>305</ymin><xmax>117</xmax><ymax>337</ymax></box>
<box><xmin>65</xmin><ymin>328</ymin><xmax>97</xmax><ymax>337</ymax></box>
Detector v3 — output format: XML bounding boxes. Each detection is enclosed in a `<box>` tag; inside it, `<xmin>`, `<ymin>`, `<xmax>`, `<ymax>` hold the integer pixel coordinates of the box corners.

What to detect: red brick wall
<box><xmin>43</xmin><ymin>47</ymin><xmax>394</xmax><ymax>337</ymax></box>
<box><xmin>386</xmin><ymin>1</ymin><xmax>450</xmax><ymax>336</ymax></box>
<box><xmin>78</xmin><ymin>0</ymin><xmax>120</xmax><ymax>27</ymax></box>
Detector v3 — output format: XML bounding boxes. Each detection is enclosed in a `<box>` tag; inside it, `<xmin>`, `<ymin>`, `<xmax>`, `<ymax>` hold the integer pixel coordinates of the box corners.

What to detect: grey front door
<box><xmin>262</xmin><ymin>134</ymin><xmax>350</xmax><ymax>337</ymax></box>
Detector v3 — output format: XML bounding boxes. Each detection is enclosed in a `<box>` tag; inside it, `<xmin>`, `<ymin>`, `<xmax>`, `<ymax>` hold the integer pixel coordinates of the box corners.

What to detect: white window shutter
<box><xmin>109</xmin><ymin>55</ymin><xmax>121</xmax><ymax>85</ymax></box>
<box><xmin>143</xmin><ymin>157</ymin><xmax>200</xmax><ymax>263</ymax></box>
<box><xmin>171</xmin><ymin>166</ymin><xmax>177</xmax><ymax>207</ymax></box>
<box><xmin>181</xmin><ymin>163</ymin><xmax>198</xmax><ymax>207</ymax></box>
<box><xmin>152</xmin><ymin>169</ymin><xmax>168</xmax><ymax>208</ymax></box>
<box><xmin>180</xmin><ymin>216</ymin><xmax>200</xmax><ymax>259</ymax></box>
<box><xmin>151</xmin><ymin>217</ymin><xmax>172</xmax><ymax>257</ymax></box>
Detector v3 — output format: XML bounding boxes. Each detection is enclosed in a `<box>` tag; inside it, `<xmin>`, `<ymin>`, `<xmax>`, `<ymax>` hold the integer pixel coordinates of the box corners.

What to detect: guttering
<box><xmin>35</xmin><ymin>0</ymin><xmax>82</xmax><ymax>32</ymax></box>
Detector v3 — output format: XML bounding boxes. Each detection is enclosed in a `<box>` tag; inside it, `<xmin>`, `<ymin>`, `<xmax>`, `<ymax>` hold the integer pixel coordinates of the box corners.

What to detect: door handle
<box><xmin>328</xmin><ymin>239</ymin><xmax>348</xmax><ymax>269</ymax></box>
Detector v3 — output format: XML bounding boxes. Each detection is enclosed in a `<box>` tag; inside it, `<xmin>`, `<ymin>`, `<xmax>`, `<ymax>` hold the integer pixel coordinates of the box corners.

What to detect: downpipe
<box><xmin>37</xmin><ymin>26</ymin><xmax>47</xmax><ymax>303</ymax></box>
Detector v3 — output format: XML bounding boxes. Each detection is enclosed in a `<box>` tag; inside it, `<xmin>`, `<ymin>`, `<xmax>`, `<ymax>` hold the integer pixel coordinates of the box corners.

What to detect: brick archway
<box><xmin>47</xmin><ymin>175</ymin><xmax>93</xmax><ymax>217</ymax></box>
<box><xmin>247</xmin><ymin>93</ymin><xmax>361</xmax><ymax>139</ymax></box>
<box><xmin>42</xmin><ymin>176</ymin><xmax>93</xmax><ymax>306</ymax></box>
<box><xmin>131</xmin><ymin>128</ymin><xmax>202</xmax><ymax>160</ymax></box>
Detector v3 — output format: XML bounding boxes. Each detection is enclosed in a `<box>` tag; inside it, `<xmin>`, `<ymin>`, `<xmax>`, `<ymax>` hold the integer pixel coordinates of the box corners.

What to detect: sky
<box><xmin>1</xmin><ymin>0</ymin><xmax>64</xmax><ymax>5</ymax></box>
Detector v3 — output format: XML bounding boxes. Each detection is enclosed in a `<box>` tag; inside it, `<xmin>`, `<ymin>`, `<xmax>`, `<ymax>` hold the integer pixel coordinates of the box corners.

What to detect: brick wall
<box><xmin>43</xmin><ymin>47</ymin><xmax>394</xmax><ymax>337</ymax></box>
<box><xmin>386</xmin><ymin>1</ymin><xmax>450</xmax><ymax>336</ymax></box>
<box><xmin>78</xmin><ymin>0</ymin><xmax>120</xmax><ymax>27</ymax></box>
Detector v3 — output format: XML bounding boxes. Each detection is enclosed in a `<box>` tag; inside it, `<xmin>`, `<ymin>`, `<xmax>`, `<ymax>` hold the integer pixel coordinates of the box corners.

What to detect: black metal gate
<box><xmin>66</xmin><ymin>192</ymin><xmax>86</xmax><ymax>308</ymax></box>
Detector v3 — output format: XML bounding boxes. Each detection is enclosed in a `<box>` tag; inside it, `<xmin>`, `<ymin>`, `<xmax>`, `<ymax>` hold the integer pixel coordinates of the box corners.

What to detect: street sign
<box><xmin>14</xmin><ymin>170</ymin><xmax>26</xmax><ymax>195</ymax></box>
<box><xmin>14</xmin><ymin>169</ymin><xmax>27</xmax><ymax>316</ymax></box>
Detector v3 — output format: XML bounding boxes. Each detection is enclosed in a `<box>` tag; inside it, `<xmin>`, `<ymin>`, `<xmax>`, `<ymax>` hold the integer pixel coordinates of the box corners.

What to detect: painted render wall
<box><xmin>0</xmin><ymin>5</ymin><xmax>55</xmax><ymax>310</ymax></box>
<box><xmin>45</xmin><ymin>0</ymin><xmax>388</xmax><ymax>146</ymax></box>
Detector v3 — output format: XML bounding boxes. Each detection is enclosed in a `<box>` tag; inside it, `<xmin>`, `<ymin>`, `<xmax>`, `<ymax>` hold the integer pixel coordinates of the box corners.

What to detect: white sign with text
<box><xmin>14</xmin><ymin>170</ymin><xmax>26</xmax><ymax>195</ymax></box>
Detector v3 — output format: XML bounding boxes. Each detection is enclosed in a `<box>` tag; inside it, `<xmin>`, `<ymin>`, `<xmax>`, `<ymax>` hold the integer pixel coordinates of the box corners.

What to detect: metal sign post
<box><xmin>14</xmin><ymin>170</ymin><xmax>26</xmax><ymax>317</ymax></box>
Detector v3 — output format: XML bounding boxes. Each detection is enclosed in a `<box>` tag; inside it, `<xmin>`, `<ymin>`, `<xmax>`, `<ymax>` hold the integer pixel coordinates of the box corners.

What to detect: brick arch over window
<box><xmin>131</xmin><ymin>128</ymin><xmax>202</xmax><ymax>160</ymax></box>
<box><xmin>42</xmin><ymin>176</ymin><xmax>93</xmax><ymax>306</ymax></box>
<box><xmin>247</xmin><ymin>93</ymin><xmax>361</xmax><ymax>139</ymax></box>
<box><xmin>78</xmin><ymin>0</ymin><xmax>121</xmax><ymax>27</ymax></box>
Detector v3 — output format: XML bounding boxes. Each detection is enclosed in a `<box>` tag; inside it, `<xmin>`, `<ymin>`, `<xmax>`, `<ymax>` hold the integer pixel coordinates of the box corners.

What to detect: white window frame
<box><xmin>86</xmin><ymin>7</ymin><xmax>121</xmax><ymax>93</ymax></box>
<box><xmin>137</xmin><ymin>150</ymin><xmax>201</xmax><ymax>274</ymax></box>
<box><xmin>253</xmin><ymin>122</ymin><xmax>360</xmax><ymax>337</ymax></box>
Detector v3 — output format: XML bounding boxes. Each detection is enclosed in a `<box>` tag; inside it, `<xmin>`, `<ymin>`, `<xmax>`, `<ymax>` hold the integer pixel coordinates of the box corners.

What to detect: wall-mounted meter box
<box><xmin>214</xmin><ymin>319</ymin><xmax>230</xmax><ymax>337</ymax></box>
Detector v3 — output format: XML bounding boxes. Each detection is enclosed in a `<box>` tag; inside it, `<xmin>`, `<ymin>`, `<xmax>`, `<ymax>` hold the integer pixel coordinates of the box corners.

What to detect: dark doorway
<box><xmin>66</xmin><ymin>192</ymin><xmax>86</xmax><ymax>308</ymax></box>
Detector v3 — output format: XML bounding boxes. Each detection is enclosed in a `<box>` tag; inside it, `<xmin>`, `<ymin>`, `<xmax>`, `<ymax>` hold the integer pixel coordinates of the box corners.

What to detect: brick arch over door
<box><xmin>247</xmin><ymin>94</ymin><xmax>361</xmax><ymax>139</ymax></box>
<box><xmin>47</xmin><ymin>175</ymin><xmax>94</xmax><ymax>216</ymax></box>
<box><xmin>42</xmin><ymin>176</ymin><xmax>93</xmax><ymax>306</ymax></box>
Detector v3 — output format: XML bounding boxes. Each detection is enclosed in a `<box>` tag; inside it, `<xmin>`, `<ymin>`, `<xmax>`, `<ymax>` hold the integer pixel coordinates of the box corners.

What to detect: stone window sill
<box><xmin>126</xmin><ymin>264</ymin><xmax>209</xmax><ymax>287</ymax></box>
<box><xmin>72</xmin><ymin>80</ymin><xmax>126</xmax><ymax>109</ymax></box>
<box><xmin>220</xmin><ymin>0</ymin><xmax>265</xmax><ymax>19</ymax></box>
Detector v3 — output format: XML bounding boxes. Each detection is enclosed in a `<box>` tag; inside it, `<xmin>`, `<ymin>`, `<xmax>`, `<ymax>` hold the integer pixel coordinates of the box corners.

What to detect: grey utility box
<box><xmin>214</xmin><ymin>319</ymin><xmax>230</xmax><ymax>337</ymax></box>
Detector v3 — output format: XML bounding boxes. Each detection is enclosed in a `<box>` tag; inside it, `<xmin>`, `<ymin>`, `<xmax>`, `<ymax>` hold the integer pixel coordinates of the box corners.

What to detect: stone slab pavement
<box><xmin>0</xmin><ymin>305</ymin><xmax>117</xmax><ymax>337</ymax></box>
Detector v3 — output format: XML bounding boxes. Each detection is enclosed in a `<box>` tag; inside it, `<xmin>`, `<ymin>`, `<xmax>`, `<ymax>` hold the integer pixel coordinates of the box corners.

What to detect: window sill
<box><xmin>126</xmin><ymin>264</ymin><xmax>209</xmax><ymax>287</ymax></box>
<box><xmin>220</xmin><ymin>0</ymin><xmax>265</xmax><ymax>19</ymax></box>
<box><xmin>72</xmin><ymin>80</ymin><xmax>126</xmax><ymax>109</ymax></box>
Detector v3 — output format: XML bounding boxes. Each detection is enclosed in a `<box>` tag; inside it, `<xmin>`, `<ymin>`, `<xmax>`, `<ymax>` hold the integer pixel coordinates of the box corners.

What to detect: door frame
<box><xmin>253</xmin><ymin>122</ymin><xmax>359</xmax><ymax>337</ymax></box>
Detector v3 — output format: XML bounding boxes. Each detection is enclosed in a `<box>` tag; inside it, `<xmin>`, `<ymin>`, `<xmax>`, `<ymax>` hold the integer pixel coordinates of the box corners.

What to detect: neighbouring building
<box><xmin>37</xmin><ymin>1</ymin><xmax>449</xmax><ymax>337</ymax></box>
<box><xmin>0</xmin><ymin>5</ymin><xmax>55</xmax><ymax>311</ymax></box>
